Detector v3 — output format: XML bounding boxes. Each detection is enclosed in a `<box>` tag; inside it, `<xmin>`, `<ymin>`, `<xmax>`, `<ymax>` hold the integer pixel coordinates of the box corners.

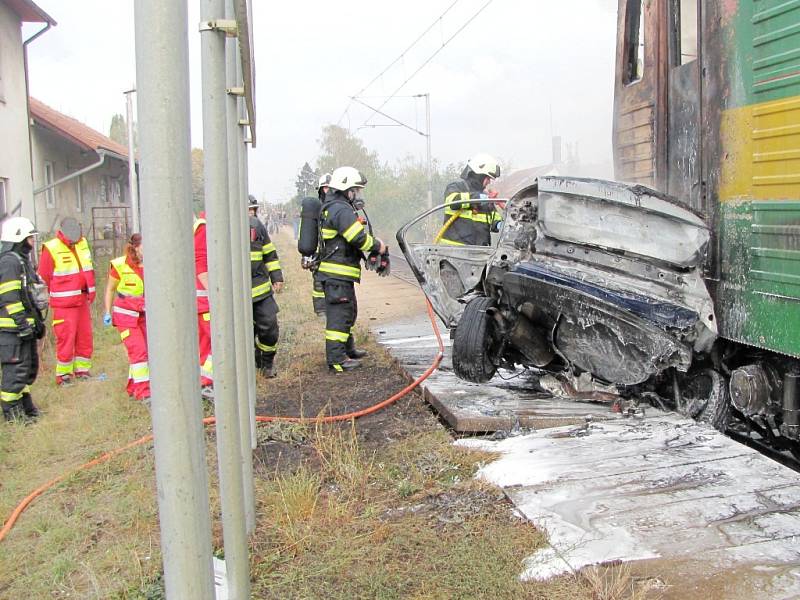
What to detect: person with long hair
<box><xmin>103</xmin><ymin>234</ymin><xmax>149</xmax><ymax>401</ymax></box>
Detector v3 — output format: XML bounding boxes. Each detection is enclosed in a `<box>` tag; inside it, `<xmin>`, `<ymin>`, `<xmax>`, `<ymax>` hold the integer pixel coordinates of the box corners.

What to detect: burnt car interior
<box><xmin>397</xmin><ymin>176</ymin><xmax>726</xmax><ymax>428</ymax></box>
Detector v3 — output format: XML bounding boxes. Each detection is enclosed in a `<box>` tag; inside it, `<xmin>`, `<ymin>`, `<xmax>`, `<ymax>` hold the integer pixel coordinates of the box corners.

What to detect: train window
<box><xmin>623</xmin><ymin>0</ymin><xmax>645</xmax><ymax>84</ymax></box>
<box><xmin>674</xmin><ymin>0</ymin><xmax>698</xmax><ymax>65</ymax></box>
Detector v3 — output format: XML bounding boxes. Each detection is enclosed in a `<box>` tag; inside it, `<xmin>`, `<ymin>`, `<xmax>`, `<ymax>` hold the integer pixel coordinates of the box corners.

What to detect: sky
<box><xmin>25</xmin><ymin>0</ymin><xmax>619</xmax><ymax>203</ymax></box>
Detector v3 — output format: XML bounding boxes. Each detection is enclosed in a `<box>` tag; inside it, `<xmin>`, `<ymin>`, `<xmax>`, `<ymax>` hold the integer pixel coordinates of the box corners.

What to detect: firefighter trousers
<box><xmin>116</xmin><ymin>317</ymin><xmax>150</xmax><ymax>401</ymax></box>
<box><xmin>0</xmin><ymin>335</ymin><xmax>38</xmax><ymax>405</ymax></box>
<box><xmin>198</xmin><ymin>312</ymin><xmax>212</xmax><ymax>386</ymax></box>
<box><xmin>324</xmin><ymin>279</ymin><xmax>357</xmax><ymax>367</ymax></box>
<box><xmin>311</xmin><ymin>271</ymin><xmax>326</xmax><ymax>316</ymax></box>
<box><xmin>253</xmin><ymin>295</ymin><xmax>279</xmax><ymax>369</ymax></box>
<box><xmin>52</xmin><ymin>302</ymin><xmax>93</xmax><ymax>380</ymax></box>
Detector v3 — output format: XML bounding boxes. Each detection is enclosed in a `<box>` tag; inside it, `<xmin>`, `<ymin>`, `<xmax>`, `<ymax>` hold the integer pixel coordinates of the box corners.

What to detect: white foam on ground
<box><xmin>457</xmin><ymin>414</ymin><xmax>800</xmax><ymax>583</ymax></box>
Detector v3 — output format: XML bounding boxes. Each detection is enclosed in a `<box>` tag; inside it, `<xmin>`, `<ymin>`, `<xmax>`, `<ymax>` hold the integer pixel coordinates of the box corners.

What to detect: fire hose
<box><xmin>0</xmin><ymin>298</ymin><xmax>445</xmax><ymax>544</ymax></box>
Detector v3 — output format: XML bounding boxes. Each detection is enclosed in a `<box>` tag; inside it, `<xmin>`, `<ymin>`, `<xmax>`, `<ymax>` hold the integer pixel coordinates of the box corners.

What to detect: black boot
<box><xmin>21</xmin><ymin>393</ymin><xmax>39</xmax><ymax>418</ymax></box>
<box><xmin>260</xmin><ymin>355</ymin><xmax>277</xmax><ymax>378</ymax></box>
<box><xmin>2</xmin><ymin>400</ymin><xmax>27</xmax><ymax>422</ymax></box>
<box><xmin>347</xmin><ymin>348</ymin><xmax>368</xmax><ymax>359</ymax></box>
<box><xmin>329</xmin><ymin>358</ymin><xmax>362</xmax><ymax>373</ymax></box>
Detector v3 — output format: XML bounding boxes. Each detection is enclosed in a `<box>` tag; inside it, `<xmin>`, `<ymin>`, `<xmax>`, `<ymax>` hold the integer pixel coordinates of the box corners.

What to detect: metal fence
<box><xmin>90</xmin><ymin>205</ymin><xmax>130</xmax><ymax>258</ymax></box>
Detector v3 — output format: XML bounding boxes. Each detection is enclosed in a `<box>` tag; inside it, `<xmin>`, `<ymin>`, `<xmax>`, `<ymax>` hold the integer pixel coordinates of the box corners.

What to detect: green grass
<box><xmin>0</xmin><ymin>232</ymin><xmax>656</xmax><ymax>599</ymax></box>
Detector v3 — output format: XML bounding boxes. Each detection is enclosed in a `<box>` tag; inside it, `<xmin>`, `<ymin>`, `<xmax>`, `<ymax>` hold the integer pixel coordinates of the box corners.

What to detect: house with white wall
<box><xmin>29</xmin><ymin>97</ymin><xmax>134</xmax><ymax>242</ymax></box>
<box><xmin>0</xmin><ymin>0</ymin><xmax>54</xmax><ymax>221</ymax></box>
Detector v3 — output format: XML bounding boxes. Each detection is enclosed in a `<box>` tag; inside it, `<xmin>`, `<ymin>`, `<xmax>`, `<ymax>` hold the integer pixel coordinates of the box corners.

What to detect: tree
<box><xmin>109</xmin><ymin>114</ymin><xmax>128</xmax><ymax>147</ymax></box>
<box><xmin>316</xmin><ymin>125</ymin><xmax>380</xmax><ymax>176</ymax></box>
<box><xmin>294</xmin><ymin>162</ymin><xmax>317</xmax><ymax>199</ymax></box>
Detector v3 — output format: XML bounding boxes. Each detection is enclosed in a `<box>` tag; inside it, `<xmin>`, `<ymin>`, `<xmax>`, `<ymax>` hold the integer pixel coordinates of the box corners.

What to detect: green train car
<box><xmin>613</xmin><ymin>0</ymin><xmax>800</xmax><ymax>456</ymax></box>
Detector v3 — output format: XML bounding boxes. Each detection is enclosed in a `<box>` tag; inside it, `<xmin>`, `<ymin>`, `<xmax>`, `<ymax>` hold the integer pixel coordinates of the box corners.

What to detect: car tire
<box><xmin>452</xmin><ymin>296</ymin><xmax>498</xmax><ymax>383</ymax></box>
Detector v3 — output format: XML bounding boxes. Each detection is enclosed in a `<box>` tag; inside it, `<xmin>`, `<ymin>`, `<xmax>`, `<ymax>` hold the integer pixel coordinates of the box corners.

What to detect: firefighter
<box><xmin>439</xmin><ymin>153</ymin><xmax>502</xmax><ymax>246</ymax></box>
<box><xmin>249</xmin><ymin>196</ymin><xmax>283</xmax><ymax>378</ymax></box>
<box><xmin>38</xmin><ymin>217</ymin><xmax>95</xmax><ymax>385</ymax></box>
<box><xmin>318</xmin><ymin>166</ymin><xmax>386</xmax><ymax>373</ymax></box>
<box><xmin>193</xmin><ymin>212</ymin><xmax>213</xmax><ymax>393</ymax></box>
<box><xmin>103</xmin><ymin>234</ymin><xmax>149</xmax><ymax>401</ymax></box>
<box><xmin>0</xmin><ymin>217</ymin><xmax>45</xmax><ymax>421</ymax></box>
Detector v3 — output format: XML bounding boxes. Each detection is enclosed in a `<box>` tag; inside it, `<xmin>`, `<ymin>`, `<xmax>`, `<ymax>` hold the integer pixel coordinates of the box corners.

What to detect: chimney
<box><xmin>552</xmin><ymin>136</ymin><xmax>562</xmax><ymax>165</ymax></box>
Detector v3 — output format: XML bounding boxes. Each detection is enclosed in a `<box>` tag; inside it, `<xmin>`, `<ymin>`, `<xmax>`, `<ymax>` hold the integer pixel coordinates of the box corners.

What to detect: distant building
<box><xmin>0</xmin><ymin>0</ymin><xmax>55</xmax><ymax>221</ymax></box>
<box><xmin>29</xmin><ymin>97</ymin><xmax>136</xmax><ymax>243</ymax></box>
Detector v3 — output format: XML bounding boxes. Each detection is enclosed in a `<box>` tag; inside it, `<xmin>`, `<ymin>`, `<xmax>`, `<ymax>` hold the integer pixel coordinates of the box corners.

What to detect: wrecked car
<box><xmin>397</xmin><ymin>176</ymin><xmax>726</xmax><ymax>426</ymax></box>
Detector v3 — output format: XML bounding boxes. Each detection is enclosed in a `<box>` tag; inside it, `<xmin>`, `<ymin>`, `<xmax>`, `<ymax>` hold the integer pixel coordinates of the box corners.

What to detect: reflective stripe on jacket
<box><xmin>193</xmin><ymin>217</ymin><xmax>210</xmax><ymax>313</ymax></box>
<box><xmin>317</xmin><ymin>192</ymin><xmax>380</xmax><ymax>283</ymax></box>
<box><xmin>250</xmin><ymin>216</ymin><xmax>283</xmax><ymax>302</ymax></box>
<box><xmin>439</xmin><ymin>179</ymin><xmax>502</xmax><ymax>247</ymax></box>
<box><xmin>42</xmin><ymin>236</ymin><xmax>95</xmax><ymax>307</ymax></box>
<box><xmin>110</xmin><ymin>256</ymin><xmax>145</xmax><ymax>327</ymax></box>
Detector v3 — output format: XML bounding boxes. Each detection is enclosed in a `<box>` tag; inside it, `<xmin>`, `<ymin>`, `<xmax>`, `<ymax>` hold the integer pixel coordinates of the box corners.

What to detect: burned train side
<box><xmin>613</xmin><ymin>1</ymin><xmax>800</xmax><ymax>452</ymax></box>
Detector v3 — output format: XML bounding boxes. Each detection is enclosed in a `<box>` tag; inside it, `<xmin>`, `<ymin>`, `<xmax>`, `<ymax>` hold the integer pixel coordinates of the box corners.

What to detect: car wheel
<box><xmin>452</xmin><ymin>296</ymin><xmax>498</xmax><ymax>383</ymax></box>
<box><xmin>684</xmin><ymin>368</ymin><xmax>730</xmax><ymax>432</ymax></box>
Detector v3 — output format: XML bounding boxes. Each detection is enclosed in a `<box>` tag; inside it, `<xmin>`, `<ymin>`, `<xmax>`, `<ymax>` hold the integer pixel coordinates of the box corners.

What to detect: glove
<box><xmin>18</xmin><ymin>326</ymin><xmax>34</xmax><ymax>340</ymax></box>
<box><xmin>103</xmin><ymin>313</ymin><xmax>112</xmax><ymax>327</ymax></box>
<box><xmin>364</xmin><ymin>250</ymin><xmax>380</xmax><ymax>271</ymax></box>
<box><xmin>376</xmin><ymin>251</ymin><xmax>391</xmax><ymax>277</ymax></box>
<box><xmin>34</xmin><ymin>321</ymin><xmax>46</xmax><ymax>340</ymax></box>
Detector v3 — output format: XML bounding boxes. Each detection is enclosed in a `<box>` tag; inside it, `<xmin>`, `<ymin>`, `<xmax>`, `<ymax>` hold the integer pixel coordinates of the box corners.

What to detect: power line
<box><xmin>361</xmin><ymin>0</ymin><xmax>496</xmax><ymax>129</ymax></box>
<box><xmin>335</xmin><ymin>0</ymin><xmax>462</xmax><ymax>126</ymax></box>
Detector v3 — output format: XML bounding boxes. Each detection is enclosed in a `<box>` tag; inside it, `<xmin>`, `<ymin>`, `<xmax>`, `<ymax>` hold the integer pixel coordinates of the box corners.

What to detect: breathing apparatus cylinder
<box><xmin>298</xmin><ymin>196</ymin><xmax>322</xmax><ymax>257</ymax></box>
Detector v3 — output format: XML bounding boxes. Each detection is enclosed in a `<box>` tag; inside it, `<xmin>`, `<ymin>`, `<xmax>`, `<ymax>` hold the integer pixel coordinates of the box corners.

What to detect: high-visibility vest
<box><xmin>193</xmin><ymin>218</ymin><xmax>210</xmax><ymax>313</ymax></box>
<box><xmin>111</xmin><ymin>256</ymin><xmax>144</xmax><ymax>327</ymax></box>
<box><xmin>43</xmin><ymin>237</ymin><xmax>95</xmax><ymax>307</ymax></box>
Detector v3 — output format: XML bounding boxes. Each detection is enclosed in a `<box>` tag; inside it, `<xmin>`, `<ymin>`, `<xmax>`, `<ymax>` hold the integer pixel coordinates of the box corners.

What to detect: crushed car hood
<box><xmin>537</xmin><ymin>177</ymin><xmax>710</xmax><ymax>269</ymax></box>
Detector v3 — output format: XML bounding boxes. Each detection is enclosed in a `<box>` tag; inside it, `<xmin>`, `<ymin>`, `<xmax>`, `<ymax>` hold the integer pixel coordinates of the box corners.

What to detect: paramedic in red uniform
<box><xmin>38</xmin><ymin>217</ymin><xmax>96</xmax><ymax>385</ymax></box>
<box><xmin>103</xmin><ymin>233</ymin><xmax>150</xmax><ymax>401</ymax></box>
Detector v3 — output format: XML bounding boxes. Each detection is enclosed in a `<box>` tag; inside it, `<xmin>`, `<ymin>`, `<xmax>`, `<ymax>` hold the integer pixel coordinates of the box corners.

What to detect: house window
<box><xmin>0</xmin><ymin>179</ymin><xmax>7</xmax><ymax>218</ymax></box>
<box><xmin>44</xmin><ymin>162</ymin><xmax>55</xmax><ymax>209</ymax></box>
<box><xmin>674</xmin><ymin>0</ymin><xmax>698</xmax><ymax>65</ymax></box>
<box><xmin>624</xmin><ymin>0</ymin><xmax>645</xmax><ymax>84</ymax></box>
<box><xmin>110</xmin><ymin>178</ymin><xmax>121</xmax><ymax>204</ymax></box>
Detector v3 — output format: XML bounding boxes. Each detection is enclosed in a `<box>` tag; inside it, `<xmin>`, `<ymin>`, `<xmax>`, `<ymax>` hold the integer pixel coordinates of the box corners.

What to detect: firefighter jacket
<box><xmin>193</xmin><ymin>217</ymin><xmax>210</xmax><ymax>313</ymax></box>
<box><xmin>0</xmin><ymin>248</ymin><xmax>42</xmax><ymax>335</ymax></box>
<box><xmin>38</xmin><ymin>232</ymin><xmax>96</xmax><ymax>307</ymax></box>
<box><xmin>317</xmin><ymin>191</ymin><xmax>381</xmax><ymax>283</ymax></box>
<box><xmin>250</xmin><ymin>216</ymin><xmax>283</xmax><ymax>302</ymax></box>
<box><xmin>440</xmin><ymin>177</ymin><xmax>502</xmax><ymax>246</ymax></box>
<box><xmin>109</xmin><ymin>256</ymin><xmax>145</xmax><ymax>328</ymax></box>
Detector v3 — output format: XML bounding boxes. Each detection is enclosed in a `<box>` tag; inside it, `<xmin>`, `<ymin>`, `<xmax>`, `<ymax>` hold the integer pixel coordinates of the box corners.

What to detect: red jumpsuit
<box><xmin>109</xmin><ymin>257</ymin><xmax>150</xmax><ymax>401</ymax></box>
<box><xmin>194</xmin><ymin>215</ymin><xmax>212</xmax><ymax>387</ymax></box>
<box><xmin>38</xmin><ymin>232</ymin><xmax>95</xmax><ymax>384</ymax></box>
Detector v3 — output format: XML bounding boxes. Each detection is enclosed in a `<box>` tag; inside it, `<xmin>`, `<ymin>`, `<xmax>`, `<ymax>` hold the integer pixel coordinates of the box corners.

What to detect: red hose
<box><xmin>0</xmin><ymin>299</ymin><xmax>444</xmax><ymax>543</ymax></box>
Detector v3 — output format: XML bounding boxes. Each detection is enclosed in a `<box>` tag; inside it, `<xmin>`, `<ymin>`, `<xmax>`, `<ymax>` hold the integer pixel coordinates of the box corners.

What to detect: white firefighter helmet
<box><xmin>328</xmin><ymin>167</ymin><xmax>367</xmax><ymax>192</ymax></box>
<box><xmin>1</xmin><ymin>217</ymin><xmax>38</xmax><ymax>243</ymax></box>
<box><xmin>248</xmin><ymin>195</ymin><xmax>259</xmax><ymax>210</ymax></box>
<box><xmin>317</xmin><ymin>173</ymin><xmax>332</xmax><ymax>191</ymax></box>
<box><xmin>466</xmin><ymin>153</ymin><xmax>501</xmax><ymax>179</ymax></box>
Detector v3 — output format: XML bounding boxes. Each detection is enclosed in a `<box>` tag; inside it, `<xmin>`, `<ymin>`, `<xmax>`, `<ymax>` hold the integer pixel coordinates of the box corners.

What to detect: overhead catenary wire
<box><xmin>335</xmin><ymin>0</ymin><xmax>462</xmax><ymax>126</ymax></box>
<box><xmin>361</xmin><ymin>0</ymin><xmax>495</xmax><ymax>129</ymax></box>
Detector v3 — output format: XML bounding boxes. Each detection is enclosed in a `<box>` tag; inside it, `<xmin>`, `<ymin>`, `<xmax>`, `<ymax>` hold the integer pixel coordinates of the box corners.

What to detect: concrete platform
<box><xmin>372</xmin><ymin>314</ymin><xmax>615</xmax><ymax>431</ymax></box>
<box><xmin>458</xmin><ymin>414</ymin><xmax>800</xmax><ymax>599</ymax></box>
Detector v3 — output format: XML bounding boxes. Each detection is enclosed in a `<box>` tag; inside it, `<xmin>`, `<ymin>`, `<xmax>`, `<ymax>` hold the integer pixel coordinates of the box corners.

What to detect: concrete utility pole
<box><xmin>235</xmin><ymin>55</ymin><xmax>259</xmax><ymax>458</ymax></box>
<box><xmin>225</xmin><ymin>0</ymin><xmax>256</xmax><ymax>535</ymax></box>
<box><xmin>199</xmin><ymin>0</ymin><xmax>251</xmax><ymax>596</ymax></box>
<box><xmin>133</xmin><ymin>0</ymin><xmax>215</xmax><ymax>598</ymax></box>
<box><xmin>124</xmin><ymin>88</ymin><xmax>140</xmax><ymax>234</ymax></box>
